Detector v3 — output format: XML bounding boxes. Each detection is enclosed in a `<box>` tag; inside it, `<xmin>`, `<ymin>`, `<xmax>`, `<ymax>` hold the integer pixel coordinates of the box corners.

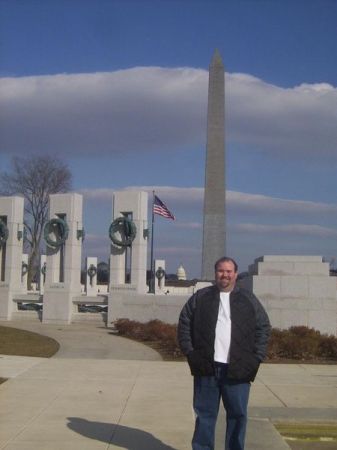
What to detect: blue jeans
<box><xmin>192</xmin><ymin>363</ymin><xmax>250</xmax><ymax>450</ymax></box>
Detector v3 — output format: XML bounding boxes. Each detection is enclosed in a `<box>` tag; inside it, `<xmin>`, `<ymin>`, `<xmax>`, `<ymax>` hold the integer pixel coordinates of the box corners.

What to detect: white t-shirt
<box><xmin>214</xmin><ymin>291</ymin><xmax>231</xmax><ymax>363</ymax></box>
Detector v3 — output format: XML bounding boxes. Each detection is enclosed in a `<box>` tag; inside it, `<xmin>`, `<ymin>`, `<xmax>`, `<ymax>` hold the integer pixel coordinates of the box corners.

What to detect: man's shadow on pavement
<box><xmin>67</xmin><ymin>417</ymin><xmax>178</xmax><ymax>450</ymax></box>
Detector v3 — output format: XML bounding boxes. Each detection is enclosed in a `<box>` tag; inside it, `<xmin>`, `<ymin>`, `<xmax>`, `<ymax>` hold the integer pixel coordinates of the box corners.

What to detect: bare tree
<box><xmin>0</xmin><ymin>155</ymin><xmax>72</xmax><ymax>288</ymax></box>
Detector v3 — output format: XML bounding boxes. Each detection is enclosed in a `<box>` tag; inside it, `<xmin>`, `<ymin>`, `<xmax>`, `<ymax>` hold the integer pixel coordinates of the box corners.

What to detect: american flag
<box><xmin>153</xmin><ymin>195</ymin><xmax>175</xmax><ymax>220</ymax></box>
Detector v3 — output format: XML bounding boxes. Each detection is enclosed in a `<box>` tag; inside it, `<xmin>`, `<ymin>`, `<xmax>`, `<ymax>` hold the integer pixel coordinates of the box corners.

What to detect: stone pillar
<box><xmin>86</xmin><ymin>257</ymin><xmax>98</xmax><ymax>296</ymax></box>
<box><xmin>0</xmin><ymin>196</ymin><xmax>24</xmax><ymax>320</ymax></box>
<box><xmin>109</xmin><ymin>191</ymin><xmax>148</xmax><ymax>294</ymax></box>
<box><xmin>39</xmin><ymin>255</ymin><xmax>46</xmax><ymax>295</ymax></box>
<box><xmin>154</xmin><ymin>259</ymin><xmax>166</xmax><ymax>294</ymax></box>
<box><xmin>43</xmin><ymin>193</ymin><xmax>83</xmax><ymax>324</ymax></box>
<box><xmin>21</xmin><ymin>253</ymin><xmax>29</xmax><ymax>293</ymax></box>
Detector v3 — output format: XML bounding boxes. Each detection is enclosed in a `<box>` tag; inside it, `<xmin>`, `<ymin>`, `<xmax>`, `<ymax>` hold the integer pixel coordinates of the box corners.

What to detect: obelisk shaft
<box><xmin>201</xmin><ymin>50</ymin><xmax>226</xmax><ymax>280</ymax></box>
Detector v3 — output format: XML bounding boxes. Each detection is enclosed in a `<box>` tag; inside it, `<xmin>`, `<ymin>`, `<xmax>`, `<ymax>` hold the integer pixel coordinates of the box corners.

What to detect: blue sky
<box><xmin>1</xmin><ymin>0</ymin><xmax>337</xmax><ymax>277</ymax></box>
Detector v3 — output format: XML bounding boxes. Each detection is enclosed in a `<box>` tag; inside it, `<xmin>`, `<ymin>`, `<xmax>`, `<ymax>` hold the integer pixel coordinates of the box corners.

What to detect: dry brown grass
<box><xmin>0</xmin><ymin>325</ymin><xmax>60</xmax><ymax>358</ymax></box>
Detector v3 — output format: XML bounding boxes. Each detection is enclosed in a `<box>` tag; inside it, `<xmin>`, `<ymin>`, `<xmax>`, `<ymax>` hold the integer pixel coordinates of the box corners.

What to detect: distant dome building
<box><xmin>177</xmin><ymin>263</ymin><xmax>187</xmax><ymax>281</ymax></box>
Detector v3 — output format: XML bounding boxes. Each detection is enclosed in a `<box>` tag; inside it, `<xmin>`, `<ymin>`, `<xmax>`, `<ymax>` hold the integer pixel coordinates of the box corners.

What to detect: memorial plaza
<box><xmin>0</xmin><ymin>321</ymin><xmax>336</xmax><ymax>450</ymax></box>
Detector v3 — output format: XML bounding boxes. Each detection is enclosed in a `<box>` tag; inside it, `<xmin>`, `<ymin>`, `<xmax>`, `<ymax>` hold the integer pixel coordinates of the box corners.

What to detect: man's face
<box><xmin>215</xmin><ymin>260</ymin><xmax>238</xmax><ymax>292</ymax></box>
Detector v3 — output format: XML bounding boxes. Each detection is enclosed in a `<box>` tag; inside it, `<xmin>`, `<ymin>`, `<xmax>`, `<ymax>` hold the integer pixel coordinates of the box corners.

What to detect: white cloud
<box><xmin>228</xmin><ymin>191</ymin><xmax>337</xmax><ymax>217</ymax></box>
<box><xmin>80</xmin><ymin>188</ymin><xmax>117</xmax><ymax>201</ymax></box>
<box><xmin>156</xmin><ymin>246</ymin><xmax>200</xmax><ymax>255</ymax></box>
<box><xmin>0</xmin><ymin>68</ymin><xmax>206</xmax><ymax>155</ymax></box>
<box><xmin>79</xmin><ymin>186</ymin><xmax>337</xmax><ymax>219</ymax></box>
<box><xmin>233</xmin><ymin>223</ymin><xmax>337</xmax><ymax>238</ymax></box>
<box><xmin>79</xmin><ymin>186</ymin><xmax>204</xmax><ymax>213</ymax></box>
<box><xmin>226</xmin><ymin>74</ymin><xmax>337</xmax><ymax>156</ymax></box>
<box><xmin>1</xmin><ymin>67</ymin><xmax>336</xmax><ymax>158</ymax></box>
<box><xmin>174</xmin><ymin>221</ymin><xmax>202</xmax><ymax>229</ymax></box>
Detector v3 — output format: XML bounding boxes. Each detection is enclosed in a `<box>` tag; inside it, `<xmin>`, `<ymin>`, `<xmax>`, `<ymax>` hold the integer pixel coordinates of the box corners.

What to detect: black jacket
<box><xmin>177</xmin><ymin>285</ymin><xmax>271</xmax><ymax>382</ymax></box>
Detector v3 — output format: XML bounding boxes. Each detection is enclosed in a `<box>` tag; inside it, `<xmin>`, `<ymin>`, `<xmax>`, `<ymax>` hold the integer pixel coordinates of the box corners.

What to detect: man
<box><xmin>178</xmin><ymin>257</ymin><xmax>270</xmax><ymax>450</ymax></box>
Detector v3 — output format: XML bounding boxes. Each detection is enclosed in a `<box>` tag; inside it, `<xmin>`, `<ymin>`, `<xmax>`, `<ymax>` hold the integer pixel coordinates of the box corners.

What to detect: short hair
<box><xmin>214</xmin><ymin>257</ymin><xmax>238</xmax><ymax>273</ymax></box>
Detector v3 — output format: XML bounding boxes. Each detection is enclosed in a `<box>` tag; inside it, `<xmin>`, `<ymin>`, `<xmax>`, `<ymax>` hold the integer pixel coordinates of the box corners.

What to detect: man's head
<box><xmin>214</xmin><ymin>257</ymin><xmax>238</xmax><ymax>292</ymax></box>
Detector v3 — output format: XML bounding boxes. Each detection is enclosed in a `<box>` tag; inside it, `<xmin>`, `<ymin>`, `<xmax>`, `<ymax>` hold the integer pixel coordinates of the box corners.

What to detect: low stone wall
<box><xmin>240</xmin><ymin>255</ymin><xmax>337</xmax><ymax>335</ymax></box>
<box><xmin>108</xmin><ymin>292</ymin><xmax>189</xmax><ymax>325</ymax></box>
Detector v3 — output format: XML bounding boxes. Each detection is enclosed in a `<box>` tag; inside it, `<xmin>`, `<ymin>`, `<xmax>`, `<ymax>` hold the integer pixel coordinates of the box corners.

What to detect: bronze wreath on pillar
<box><xmin>109</xmin><ymin>216</ymin><xmax>137</xmax><ymax>247</ymax></box>
<box><xmin>0</xmin><ymin>219</ymin><xmax>9</xmax><ymax>247</ymax></box>
<box><xmin>41</xmin><ymin>262</ymin><xmax>47</xmax><ymax>276</ymax></box>
<box><xmin>156</xmin><ymin>267</ymin><xmax>166</xmax><ymax>280</ymax></box>
<box><xmin>87</xmin><ymin>264</ymin><xmax>97</xmax><ymax>278</ymax></box>
<box><xmin>21</xmin><ymin>261</ymin><xmax>29</xmax><ymax>276</ymax></box>
<box><xmin>44</xmin><ymin>218</ymin><xmax>69</xmax><ymax>249</ymax></box>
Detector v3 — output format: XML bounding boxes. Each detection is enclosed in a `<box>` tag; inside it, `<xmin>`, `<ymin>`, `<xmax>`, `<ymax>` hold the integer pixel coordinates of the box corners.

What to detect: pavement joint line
<box><xmin>107</xmin><ymin>361</ymin><xmax>143</xmax><ymax>446</ymax></box>
<box><xmin>298</xmin><ymin>364</ymin><xmax>310</xmax><ymax>371</ymax></box>
<box><xmin>257</xmin><ymin>377</ymin><xmax>288</xmax><ymax>408</ymax></box>
<box><xmin>1</xmin><ymin>380</ymin><xmax>67</xmax><ymax>450</ymax></box>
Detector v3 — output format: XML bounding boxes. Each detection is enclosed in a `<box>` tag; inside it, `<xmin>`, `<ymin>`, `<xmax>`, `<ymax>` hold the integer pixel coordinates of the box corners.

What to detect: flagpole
<box><xmin>150</xmin><ymin>190</ymin><xmax>155</xmax><ymax>293</ymax></box>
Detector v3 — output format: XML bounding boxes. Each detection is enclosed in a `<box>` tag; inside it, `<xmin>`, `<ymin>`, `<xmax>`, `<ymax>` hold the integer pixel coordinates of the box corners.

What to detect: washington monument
<box><xmin>201</xmin><ymin>50</ymin><xmax>226</xmax><ymax>279</ymax></box>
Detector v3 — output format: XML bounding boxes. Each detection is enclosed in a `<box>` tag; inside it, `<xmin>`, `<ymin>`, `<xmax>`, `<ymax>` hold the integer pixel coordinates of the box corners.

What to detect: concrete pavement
<box><xmin>0</xmin><ymin>320</ymin><xmax>161</xmax><ymax>360</ymax></box>
<box><xmin>0</xmin><ymin>321</ymin><xmax>336</xmax><ymax>450</ymax></box>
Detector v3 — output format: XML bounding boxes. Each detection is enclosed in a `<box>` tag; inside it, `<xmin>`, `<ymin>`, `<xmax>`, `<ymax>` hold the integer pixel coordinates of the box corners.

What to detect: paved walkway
<box><xmin>0</xmin><ymin>321</ymin><xmax>336</xmax><ymax>450</ymax></box>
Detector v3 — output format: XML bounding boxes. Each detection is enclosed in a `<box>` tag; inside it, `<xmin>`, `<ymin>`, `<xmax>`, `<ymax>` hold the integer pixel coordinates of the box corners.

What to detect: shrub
<box><xmin>114</xmin><ymin>320</ymin><xmax>337</xmax><ymax>362</ymax></box>
<box><xmin>318</xmin><ymin>335</ymin><xmax>337</xmax><ymax>359</ymax></box>
<box><xmin>113</xmin><ymin>319</ymin><xmax>145</xmax><ymax>340</ymax></box>
<box><xmin>267</xmin><ymin>326</ymin><xmax>337</xmax><ymax>361</ymax></box>
<box><xmin>114</xmin><ymin>319</ymin><xmax>182</xmax><ymax>359</ymax></box>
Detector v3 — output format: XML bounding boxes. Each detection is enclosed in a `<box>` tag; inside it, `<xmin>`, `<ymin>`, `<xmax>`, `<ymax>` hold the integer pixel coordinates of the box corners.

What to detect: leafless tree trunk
<box><xmin>0</xmin><ymin>155</ymin><xmax>72</xmax><ymax>289</ymax></box>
